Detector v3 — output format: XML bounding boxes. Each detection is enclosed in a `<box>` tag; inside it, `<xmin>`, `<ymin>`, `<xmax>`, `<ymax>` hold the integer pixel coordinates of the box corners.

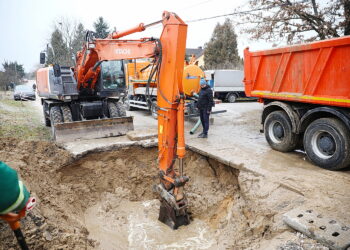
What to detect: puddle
<box><xmin>85</xmin><ymin>196</ymin><xmax>216</xmax><ymax>249</ymax></box>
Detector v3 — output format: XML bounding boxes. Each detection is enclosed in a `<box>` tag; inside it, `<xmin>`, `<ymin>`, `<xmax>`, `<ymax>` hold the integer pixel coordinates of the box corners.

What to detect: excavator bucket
<box><xmin>154</xmin><ymin>184</ymin><xmax>190</xmax><ymax>229</ymax></box>
<box><xmin>52</xmin><ymin>116</ymin><xmax>134</xmax><ymax>143</ymax></box>
<box><xmin>158</xmin><ymin>199</ymin><xmax>190</xmax><ymax>230</ymax></box>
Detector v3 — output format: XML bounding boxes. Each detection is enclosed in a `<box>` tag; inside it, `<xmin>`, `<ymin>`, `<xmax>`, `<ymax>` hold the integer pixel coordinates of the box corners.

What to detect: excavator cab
<box><xmin>94</xmin><ymin>60</ymin><xmax>127</xmax><ymax>99</ymax></box>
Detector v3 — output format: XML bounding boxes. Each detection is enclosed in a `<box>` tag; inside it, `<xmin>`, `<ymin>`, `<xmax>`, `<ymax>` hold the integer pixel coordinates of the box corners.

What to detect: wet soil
<box><xmin>0</xmin><ymin>138</ymin><xmax>326</xmax><ymax>249</ymax></box>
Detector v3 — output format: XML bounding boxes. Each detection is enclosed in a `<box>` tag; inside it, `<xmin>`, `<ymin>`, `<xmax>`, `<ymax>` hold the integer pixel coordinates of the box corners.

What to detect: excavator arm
<box><xmin>75</xmin><ymin>37</ymin><xmax>157</xmax><ymax>90</ymax></box>
<box><xmin>75</xmin><ymin>11</ymin><xmax>190</xmax><ymax>229</ymax></box>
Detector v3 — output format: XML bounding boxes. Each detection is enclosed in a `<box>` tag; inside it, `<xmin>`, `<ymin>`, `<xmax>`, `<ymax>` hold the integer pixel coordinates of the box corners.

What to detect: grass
<box><xmin>0</xmin><ymin>91</ymin><xmax>50</xmax><ymax>140</ymax></box>
<box><xmin>1</xmin><ymin>99</ymin><xmax>26</xmax><ymax>107</ymax></box>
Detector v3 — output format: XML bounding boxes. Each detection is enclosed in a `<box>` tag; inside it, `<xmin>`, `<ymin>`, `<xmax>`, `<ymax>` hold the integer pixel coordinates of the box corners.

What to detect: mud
<box><xmin>0</xmin><ymin>138</ymin><xmax>325</xmax><ymax>249</ymax></box>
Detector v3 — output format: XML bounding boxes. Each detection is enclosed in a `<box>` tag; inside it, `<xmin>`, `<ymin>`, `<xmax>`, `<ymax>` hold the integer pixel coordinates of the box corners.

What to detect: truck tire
<box><xmin>116</xmin><ymin>102</ymin><xmax>127</xmax><ymax>117</ymax></box>
<box><xmin>61</xmin><ymin>105</ymin><xmax>73</xmax><ymax>122</ymax></box>
<box><xmin>264</xmin><ymin>110</ymin><xmax>299</xmax><ymax>152</ymax></box>
<box><xmin>151</xmin><ymin>100</ymin><xmax>158</xmax><ymax>119</ymax></box>
<box><xmin>303</xmin><ymin>118</ymin><xmax>350</xmax><ymax>170</ymax></box>
<box><xmin>108</xmin><ymin>101</ymin><xmax>119</xmax><ymax>118</ymax></box>
<box><xmin>227</xmin><ymin>93</ymin><xmax>237</xmax><ymax>103</ymax></box>
<box><xmin>50</xmin><ymin>106</ymin><xmax>63</xmax><ymax>140</ymax></box>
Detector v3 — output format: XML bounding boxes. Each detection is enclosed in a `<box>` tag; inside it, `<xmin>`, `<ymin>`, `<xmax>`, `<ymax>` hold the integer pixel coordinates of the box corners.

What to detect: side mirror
<box><xmin>53</xmin><ymin>64</ymin><xmax>61</xmax><ymax>77</ymax></box>
<box><xmin>40</xmin><ymin>52</ymin><xmax>46</xmax><ymax>64</ymax></box>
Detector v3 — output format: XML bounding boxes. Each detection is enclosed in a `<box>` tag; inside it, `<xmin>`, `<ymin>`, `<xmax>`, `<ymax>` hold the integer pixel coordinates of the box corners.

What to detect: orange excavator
<box><xmin>76</xmin><ymin>11</ymin><xmax>190</xmax><ymax>228</ymax></box>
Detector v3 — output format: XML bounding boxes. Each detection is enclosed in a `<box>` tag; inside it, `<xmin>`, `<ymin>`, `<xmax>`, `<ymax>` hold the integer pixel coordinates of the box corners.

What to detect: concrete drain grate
<box><xmin>283</xmin><ymin>208</ymin><xmax>350</xmax><ymax>250</ymax></box>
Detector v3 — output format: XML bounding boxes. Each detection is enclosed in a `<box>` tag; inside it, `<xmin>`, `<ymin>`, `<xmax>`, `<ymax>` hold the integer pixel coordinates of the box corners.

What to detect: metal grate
<box><xmin>283</xmin><ymin>208</ymin><xmax>350</xmax><ymax>249</ymax></box>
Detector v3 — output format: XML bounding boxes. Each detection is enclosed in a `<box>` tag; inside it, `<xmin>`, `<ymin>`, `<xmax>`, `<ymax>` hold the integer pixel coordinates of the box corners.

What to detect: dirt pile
<box><xmin>0</xmin><ymin>138</ymin><xmax>86</xmax><ymax>249</ymax></box>
<box><xmin>0</xmin><ymin>138</ymin><xmax>323</xmax><ymax>249</ymax></box>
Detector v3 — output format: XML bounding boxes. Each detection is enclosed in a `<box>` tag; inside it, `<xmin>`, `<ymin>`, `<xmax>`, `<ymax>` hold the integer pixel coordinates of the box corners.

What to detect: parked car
<box><xmin>13</xmin><ymin>85</ymin><xmax>36</xmax><ymax>101</ymax></box>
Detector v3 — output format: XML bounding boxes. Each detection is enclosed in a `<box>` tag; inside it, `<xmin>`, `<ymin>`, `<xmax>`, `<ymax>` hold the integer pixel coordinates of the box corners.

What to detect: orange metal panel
<box><xmin>94</xmin><ymin>40</ymin><xmax>156</xmax><ymax>61</ymax></box>
<box><xmin>36</xmin><ymin>67</ymin><xmax>50</xmax><ymax>96</ymax></box>
<box><xmin>244</xmin><ymin>36</ymin><xmax>350</xmax><ymax>108</ymax></box>
<box><xmin>157</xmin><ymin>13</ymin><xmax>187</xmax><ymax>175</ymax></box>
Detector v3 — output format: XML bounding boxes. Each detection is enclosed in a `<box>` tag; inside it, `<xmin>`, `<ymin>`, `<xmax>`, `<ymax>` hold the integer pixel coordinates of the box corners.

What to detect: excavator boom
<box><xmin>155</xmin><ymin>13</ymin><xmax>189</xmax><ymax>228</ymax></box>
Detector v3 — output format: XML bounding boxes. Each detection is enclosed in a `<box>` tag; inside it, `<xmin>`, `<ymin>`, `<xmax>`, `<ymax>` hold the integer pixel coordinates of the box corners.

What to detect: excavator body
<box><xmin>37</xmin><ymin>46</ymin><xmax>133</xmax><ymax>142</ymax></box>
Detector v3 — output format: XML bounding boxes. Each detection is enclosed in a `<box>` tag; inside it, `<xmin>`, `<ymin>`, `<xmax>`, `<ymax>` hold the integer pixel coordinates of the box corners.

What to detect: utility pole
<box><xmin>14</xmin><ymin>63</ymin><xmax>17</xmax><ymax>84</ymax></box>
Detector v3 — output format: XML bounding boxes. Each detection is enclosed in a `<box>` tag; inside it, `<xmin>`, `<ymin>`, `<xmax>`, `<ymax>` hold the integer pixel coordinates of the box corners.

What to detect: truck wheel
<box><xmin>151</xmin><ymin>100</ymin><xmax>158</xmax><ymax>119</ymax></box>
<box><xmin>108</xmin><ymin>101</ymin><xmax>119</xmax><ymax>118</ymax></box>
<box><xmin>50</xmin><ymin>106</ymin><xmax>63</xmax><ymax>140</ymax></box>
<box><xmin>61</xmin><ymin>106</ymin><xmax>73</xmax><ymax>122</ymax></box>
<box><xmin>303</xmin><ymin>118</ymin><xmax>350</xmax><ymax>170</ymax></box>
<box><xmin>227</xmin><ymin>93</ymin><xmax>237</xmax><ymax>103</ymax></box>
<box><xmin>264</xmin><ymin>110</ymin><xmax>299</xmax><ymax>152</ymax></box>
<box><xmin>116</xmin><ymin>102</ymin><xmax>126</xmax><ymax>117</ymax></box>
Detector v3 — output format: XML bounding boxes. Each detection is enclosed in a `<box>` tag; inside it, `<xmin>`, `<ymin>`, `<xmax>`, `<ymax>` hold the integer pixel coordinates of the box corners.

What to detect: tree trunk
<box><xmin>344</xmin><ymin>0</ymin><xmax>350</xmax><ymax>35</ymax></box>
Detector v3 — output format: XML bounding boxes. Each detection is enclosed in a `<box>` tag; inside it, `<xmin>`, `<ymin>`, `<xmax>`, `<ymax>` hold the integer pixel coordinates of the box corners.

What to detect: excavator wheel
<box><xmin>158</xmin><ymin>199</ymin><xmax>190</xmax><ymax>230</ymax></box>
<box><xmin>61</xmin><ymin>106</ymin><xmax>73</xmax><ymax>122</ymax></box>
<box><xmin>49</xmin><ymin>106</ymin><xmax>63</xmax><ymax>140</ymax></box>
<box><xmin>116</xmin><ymin>102</ymin><xmax>127</xmax><ymax>117</ymax></box>
<box><xmin>108</xmin><ymin>101</ymin><xmax>119</xmax><ymax>118</ymax></box>
<box><xmin>50</xmin><ymin>106</ymin><xmax>63</xmax><ymax>124</ymax></box>
<box><xmin>43</xmin><ymin>103</ymin><xmax>51</xmax><ymax>127</ymax></box>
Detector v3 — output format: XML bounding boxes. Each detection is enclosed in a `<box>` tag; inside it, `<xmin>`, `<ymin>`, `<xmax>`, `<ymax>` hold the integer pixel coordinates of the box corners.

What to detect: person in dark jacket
<box><xmin>196</xmin><ymin>78</ymin><xmax>215</xmax><ymax>138</ymax></box>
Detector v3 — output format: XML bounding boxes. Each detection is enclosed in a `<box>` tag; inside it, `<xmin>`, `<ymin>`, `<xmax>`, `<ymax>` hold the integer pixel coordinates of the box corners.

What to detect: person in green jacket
<box><xmin>0</xmin><ymin>161</ymin><xmax>30</xmax><ymax>215</ymax></box>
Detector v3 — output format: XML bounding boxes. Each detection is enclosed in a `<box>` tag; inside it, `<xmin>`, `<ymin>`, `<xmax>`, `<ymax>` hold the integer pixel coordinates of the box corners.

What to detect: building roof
<box><xmin>186</xmin><ymin>47</ymin><xmax>204</xmax><ymax>58</ymax></box>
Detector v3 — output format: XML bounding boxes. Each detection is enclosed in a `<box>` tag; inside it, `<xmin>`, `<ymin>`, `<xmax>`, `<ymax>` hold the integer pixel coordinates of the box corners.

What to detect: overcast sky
<box><xmin>0</xmin><ymin>0</ymin><xmax>272</xmax><ymax>72</ymax></box>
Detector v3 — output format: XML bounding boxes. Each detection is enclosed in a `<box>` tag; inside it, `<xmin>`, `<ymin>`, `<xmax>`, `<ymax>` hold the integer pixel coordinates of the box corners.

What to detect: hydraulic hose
<box><xmin>190</xmin><ymin>118</ymin><xmax>201</xmax><ymax>134</ymax></box>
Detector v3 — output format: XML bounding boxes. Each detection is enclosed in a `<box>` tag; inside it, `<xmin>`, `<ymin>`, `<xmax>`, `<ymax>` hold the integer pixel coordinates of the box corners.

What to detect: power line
<box><xmin>186</xmin><ymin>6</ymin><xmax>272</xmax><ymax>23</ymax></box>
<box><xmin>176</xmin><ymin>0</ymin><xmax>215</xmax><ymax>12</ymax></box>
<box><xmin>145</xmin><ymin>6</ymin><xmax>273</xmax><ymax>30</ymax></box>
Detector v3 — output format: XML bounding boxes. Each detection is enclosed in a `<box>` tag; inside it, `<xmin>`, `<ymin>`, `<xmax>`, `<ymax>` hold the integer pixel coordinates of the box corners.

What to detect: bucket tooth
<box><xmin>158</xmin><ymin>199</ymin><xmax>190</xmax><ymax>230</ymax></box>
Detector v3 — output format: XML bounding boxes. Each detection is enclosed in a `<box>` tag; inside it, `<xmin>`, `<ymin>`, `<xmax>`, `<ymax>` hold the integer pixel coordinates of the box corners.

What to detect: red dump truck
<box><xmin>244</xmin><ymin>36</ymin><xmax>350</xmax><ymax>170</ymax></box>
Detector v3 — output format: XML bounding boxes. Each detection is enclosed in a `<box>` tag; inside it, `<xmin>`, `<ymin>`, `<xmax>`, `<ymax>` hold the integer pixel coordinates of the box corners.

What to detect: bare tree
<box><xmin>239</xmin><ymin>0</ymin><xmax>350</xmax><ymax>44</ymax></box>
<box><xmin>45</xmin><ymin>18</ymin><xmax>86</xmax><ymax>66</ymax></box>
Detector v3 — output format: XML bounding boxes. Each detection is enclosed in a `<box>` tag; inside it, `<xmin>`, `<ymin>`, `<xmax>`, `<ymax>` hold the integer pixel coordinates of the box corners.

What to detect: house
<box><xmin>186</xmin><ymin>47</ymin><xmax>204</xmax><ymax>68</ymax></box>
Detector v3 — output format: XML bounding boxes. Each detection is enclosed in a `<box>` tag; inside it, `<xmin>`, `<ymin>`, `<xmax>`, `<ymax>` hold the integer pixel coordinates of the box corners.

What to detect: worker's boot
<box><xmin>198</xmin><ymin>133</ymin><xmax>208</xmax><ymax>138</ymax></box>
<box><xmin>197</xmin><ymin>132</ymin><xmax>204</xmax><ymax>138</ymax></box>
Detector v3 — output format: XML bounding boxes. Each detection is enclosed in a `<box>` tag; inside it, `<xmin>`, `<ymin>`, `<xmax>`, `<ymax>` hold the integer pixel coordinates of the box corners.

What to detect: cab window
<box><xmin>101</xmin><ymin>61</ymin><xmax>125</xmax><ymax>89</ymax></box>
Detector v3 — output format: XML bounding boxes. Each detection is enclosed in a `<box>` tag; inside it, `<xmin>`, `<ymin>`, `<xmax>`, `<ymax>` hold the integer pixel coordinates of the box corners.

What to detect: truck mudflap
<box><xmin>52</xmin><ymin>116</ymin><xmax>134</xmax><ymax>142</ymax></box>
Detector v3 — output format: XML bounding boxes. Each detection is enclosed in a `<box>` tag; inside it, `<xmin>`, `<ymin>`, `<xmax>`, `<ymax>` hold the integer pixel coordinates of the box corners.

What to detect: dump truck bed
<box><xmin>244</xmin><ymin>36</ymin><xmax>350</xmax><ymax>108</ymax></box>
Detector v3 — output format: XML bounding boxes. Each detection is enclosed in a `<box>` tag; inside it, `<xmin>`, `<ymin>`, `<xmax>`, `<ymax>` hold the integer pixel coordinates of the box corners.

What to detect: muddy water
<box><xmin>85</xmin><ymin>196</ymin><xmax>216</xmax><ymax>249</ymax></box>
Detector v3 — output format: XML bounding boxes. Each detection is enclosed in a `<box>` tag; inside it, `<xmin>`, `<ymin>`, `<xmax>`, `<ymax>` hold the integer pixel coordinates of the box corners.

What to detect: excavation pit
<box><xmin>56</xmin><ymin>147</ymin><xmax>244</xmax><ymax>249</ymax></box>
<box><xmin>0</xmin><ymin>138</ymin><xmax>325</xmax><ymax>249</ymax></box>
